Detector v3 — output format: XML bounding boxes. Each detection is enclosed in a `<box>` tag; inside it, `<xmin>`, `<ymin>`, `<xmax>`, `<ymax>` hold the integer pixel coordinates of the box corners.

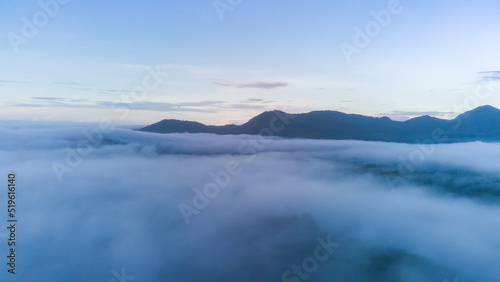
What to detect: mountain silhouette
<box><xmin>139</xmin><ymin>105</ymin><xmax>500</xmax><ymax>143</ymax></box>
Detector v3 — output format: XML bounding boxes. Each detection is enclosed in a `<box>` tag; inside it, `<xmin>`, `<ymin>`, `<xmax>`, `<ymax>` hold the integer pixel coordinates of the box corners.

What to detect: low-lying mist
<box><xmin>1</xmin><ymin>124</ymin><xmax>499</xmax><ymax>281</ymax></box>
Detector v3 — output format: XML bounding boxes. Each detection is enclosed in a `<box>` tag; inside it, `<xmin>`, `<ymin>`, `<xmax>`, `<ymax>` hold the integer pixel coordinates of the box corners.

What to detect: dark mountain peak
<box><xmin>454</xmin><ymin>105</ymin><xmax>500</xmax><ymax>124</ymax></box>
<box><xmin>140</xmin><ymin>119</ymin><xmax>207</xmax><ymax>134</ymax></box>
<box><xmin>473</xmin><ymin>104</ymin><xmax>499</xmax><ymax>111</ymax></box>
<box><xmin>449</xmin><ymin>105</ymin><xmax>500</xmax><ymax>138</ymax></box>
<box><xmin>309</xmin><ymin>110</ymin><xmax>348</xmax><ymax>116</ymax></box>
<box><xmin>244</xmin><ymin>110</ymin><xmax>281</xmax><ymax>122</ymax></box>
<box><xmin>156</xmin><ymin>119</ymin><xmax>206</xmax><ymax>127</ymax></box>
<box><xmin>271</xmin><ymin>109</ymin><xmax>288</xmax><ymax>114</ymax></box>
<box><xmin>459</xmin><ymin>105</ymin><xmax>500</xmax><ymax>118</ymax></box>
<box><xmin>159</xmin><ymin>118</ymin><xmax>200</xmax><ymax>123</ymax></box>
<box><xmin>418</xmin><ymin>115</ymin><xmax>432</xmax><ymax>119</ymax></box>
<box><xmin>139</xmin><ymin>105</ymin><xmax>500</xmax><ymax>143</ymax></box>
<box><xmin>404</xmin><ymin>115</ymin><xmax>444</xmax><ymax>123</ymax></box>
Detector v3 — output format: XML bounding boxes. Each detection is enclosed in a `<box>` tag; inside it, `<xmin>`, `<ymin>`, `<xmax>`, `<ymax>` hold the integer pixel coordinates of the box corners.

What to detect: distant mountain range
<box><xmin>139</xmin><ymin>105</ymin><xmax>500</xmax><ymax>143</ymax></box>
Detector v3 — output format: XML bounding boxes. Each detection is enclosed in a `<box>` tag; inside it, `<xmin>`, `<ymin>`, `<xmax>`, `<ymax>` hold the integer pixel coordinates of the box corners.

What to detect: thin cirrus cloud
<box><xmin>244</xmin><ymin>98</ymin><xmax>265</xmax><ymax>103</ymax></box>
<box><xmin>241</xmin><ymin>98</ymin><xmax>273</xmax><ymax>104</ymax></box>
<box><xmin>53</xmin><ymin>81</ymin><xmax>86</xmax><ymax>86</ymax></box>
<box><xmin>14</xmin><ymin>97</ymin><xmax>270</xmax><ymax>113</ymax></box>
<box><xmin>0</xmin><ymin>79</ymin><xmax>32</xmax><ymax>84</ymax></box>
<box><xmin>214</xmin><ymin>80</ymin><xmax>289</xmax><ymax>89</ymax></box>
<box><xmin>478</xmin><ymin>71</ymin><xmax>500</xmax><ymax>81</ymax></box>
<box><xmin>380</xmin><ymin>110</ymin><xmax>457</xmax><ymax>120</ymax></box>
<box><xmin>98</xmin><ymin>88</ymin><xmax>130</xmax><ymax>93</ymax></box>
<box><xmin>53</xmin><ymin>81</ymin><xmax>129</xmax><ymax>94</ymax></box>
<box><xmin>31</xmin><ymin>97</ymin><xmax>68</xmax><ymax>101</ymax></box>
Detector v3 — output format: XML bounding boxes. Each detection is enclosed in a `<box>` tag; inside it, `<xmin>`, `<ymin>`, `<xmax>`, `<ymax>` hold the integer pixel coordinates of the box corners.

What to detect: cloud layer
<box><xmin>1</xmin><ymin>125</ymin><xmax>500</xmax><ymax>281</ymax></box>
<box><xmin>478</xmin><ymin>70</ymin><xmax>500</xmax><ymax>81</ymax></box>
<box><xmin>10</xmin><ymin>98</ymin><xmax>271</xmax><ymax>114</ymax></box>
<box><xmin>214</xmin><ymin>80</ymin><xmax>288</xmax><ymax>89</ymax></box>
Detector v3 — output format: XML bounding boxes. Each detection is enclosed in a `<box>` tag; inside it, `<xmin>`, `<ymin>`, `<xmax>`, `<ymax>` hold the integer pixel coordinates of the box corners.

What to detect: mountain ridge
<box><xmin>139</xmin><ymin>105</ymin><xmax>500</xmax><ymax>143</ymax></box>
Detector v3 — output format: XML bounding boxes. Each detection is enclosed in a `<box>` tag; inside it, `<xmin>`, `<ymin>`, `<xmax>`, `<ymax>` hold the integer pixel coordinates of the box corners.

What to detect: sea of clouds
<box><xmin>0</xmin><ymin>123</ymin><xmax>500</xmax><ymax>281</ymax></box>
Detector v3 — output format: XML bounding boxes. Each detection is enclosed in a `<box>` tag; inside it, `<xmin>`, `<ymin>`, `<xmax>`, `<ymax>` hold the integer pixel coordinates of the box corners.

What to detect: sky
<box><xmin>1</xmin><ymin>0</ymin><xmax>500</xmax><ymax>125</ymax></box>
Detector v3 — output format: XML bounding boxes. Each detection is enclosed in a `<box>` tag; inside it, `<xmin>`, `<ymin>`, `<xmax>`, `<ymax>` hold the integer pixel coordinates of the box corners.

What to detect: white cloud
<box><xmin>0</xmin><ymin>126</ymin><xmax>499</xmax><ymax>280</ymax></box>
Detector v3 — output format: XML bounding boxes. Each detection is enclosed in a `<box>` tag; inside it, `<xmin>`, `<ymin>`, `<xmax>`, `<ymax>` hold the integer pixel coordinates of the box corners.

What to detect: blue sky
<box><xmin>1</xmin><ymin>0</ymin><xmax>500</xmax><ymax>125</ymax></box>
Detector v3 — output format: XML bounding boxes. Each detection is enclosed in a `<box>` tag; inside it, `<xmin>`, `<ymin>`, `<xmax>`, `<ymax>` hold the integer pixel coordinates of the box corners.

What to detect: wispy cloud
<box><xmin>380</xmin><ymin>110</ymin><xmax>457</xmax><ymax>121</ymax></box>
<box><xmin>13</xmin><ymin>97</ymin><xmax>270</xmax><ymax>113</ymax></box>
<box><xmin>245</xmin><ymin>98</ymin><xmax>264</xmax><ymax>103</ymax></box>
<box><xmin>384</xmin><ymin>111</ymin><xmax>455</xmax><ymax>116</ymax></box>
<box><xmin>31</xmin><ymin>97</ymin><xmax>67</xmax><ymax>101</ymax></box>
<box><xmin>53</xmin><ymin>81</ymin><xmax>86</xmax><ymax>86</ymax></box>
<box><xmin>241</xmin><ymin>98</ymin><xmax>273</xmax><ymax>104</ymax></box>
<box><xmin>214</xmin><ymin>80</ymin><xmax>289</xmax><ymax>89</ymax></box>
<box><xmin>225</xmin><ymin>103</ymin><xmax>270</xmax><ymax>110</ymax></box>
<box><xmin>478</xmin><ymin>71</ymin><xmax>500</xmax><ymax>81</ymax></box>
<box><xmin>53</xmin><ymin>81</ymin><xmax>128</xmax><ymax>94</ymax></box>
<box><xmin>478</xmin><ymin>71</ymin><xmax>500</xmax><ymax>75</ymax></box>
<box><xmin>74</xmin><ymin>87</ymin><xmax>129</xmax><ymax>94</ymax></box>
<box><xmin>0</xmin><ymin>79</ymin><xmax>32</xmax><ymax>84</ymax></box>
<box><xmin>99</xmin><ymin>88</ymin><xmax>129</xmax><ymax>94</ymax></box>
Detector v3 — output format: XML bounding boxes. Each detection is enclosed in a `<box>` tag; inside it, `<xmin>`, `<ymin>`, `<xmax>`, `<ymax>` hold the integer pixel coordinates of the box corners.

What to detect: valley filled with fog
<box><xmin>1</xmin><ymin>124</ymin><xmax>500</xmax><ymax>281</ymax></box>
